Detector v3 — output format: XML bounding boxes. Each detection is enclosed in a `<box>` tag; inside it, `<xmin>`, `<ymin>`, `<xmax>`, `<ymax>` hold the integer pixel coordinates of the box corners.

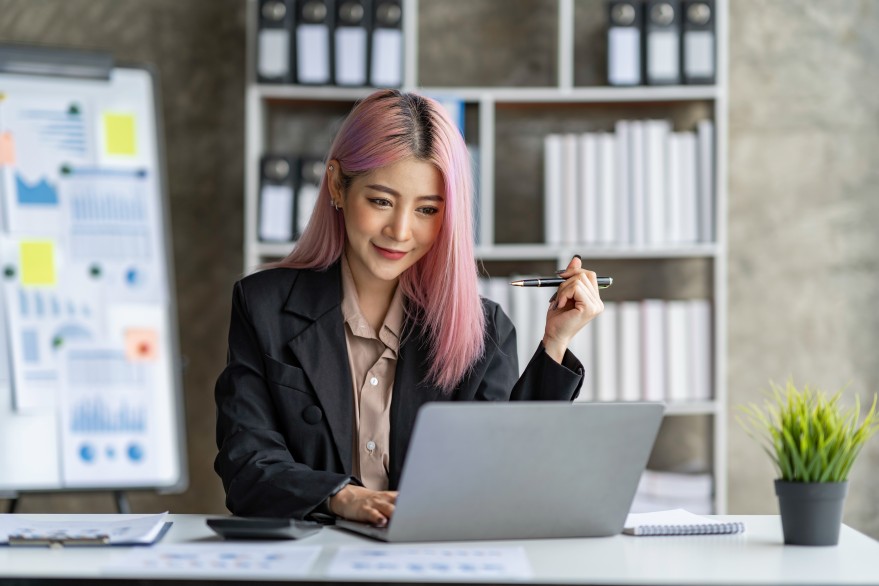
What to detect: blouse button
<box><xmin>366</xmin><ymin>441</ymin><xmax>376</xmax><ymax>452</ymax></box>
<box><xmin>369</xmin><ymin>377</ymin><xmax>378</xmax><ymax>386</ymax></box>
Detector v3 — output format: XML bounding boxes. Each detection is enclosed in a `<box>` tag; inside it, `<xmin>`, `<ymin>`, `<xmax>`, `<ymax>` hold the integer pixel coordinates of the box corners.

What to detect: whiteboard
<box><xmin>0</xmin><ymin>65</ymin><xmax>186</xmax><ymax>493</ymax></box>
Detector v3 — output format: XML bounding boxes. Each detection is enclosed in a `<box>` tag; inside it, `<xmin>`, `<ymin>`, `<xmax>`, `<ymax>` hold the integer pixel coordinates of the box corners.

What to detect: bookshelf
<box><xmin>244</xmin><ymin>0</ymin><xmax>728</xmax><ymax>513</ymax></box>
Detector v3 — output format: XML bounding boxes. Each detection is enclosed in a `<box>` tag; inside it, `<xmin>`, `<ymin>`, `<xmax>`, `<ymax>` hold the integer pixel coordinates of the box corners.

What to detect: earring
<box><xmin>328</xmin><ymin>165</ymin><xmax>334</xmax><ymax>171</ymax></box>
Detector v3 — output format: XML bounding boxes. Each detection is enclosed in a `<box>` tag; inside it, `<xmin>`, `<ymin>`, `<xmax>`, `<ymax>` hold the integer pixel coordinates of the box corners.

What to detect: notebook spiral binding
<box><xmin>633</xmin><ymin>521</ymin><xmax>745</xmax><ymax>536</ymax></box>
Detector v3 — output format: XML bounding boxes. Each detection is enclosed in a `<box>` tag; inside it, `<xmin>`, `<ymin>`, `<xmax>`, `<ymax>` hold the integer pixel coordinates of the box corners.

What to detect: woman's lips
<box><xmin>373</xmin><ymin>244</ymin><xmax>407</xmax><ymax>260</ymax></box>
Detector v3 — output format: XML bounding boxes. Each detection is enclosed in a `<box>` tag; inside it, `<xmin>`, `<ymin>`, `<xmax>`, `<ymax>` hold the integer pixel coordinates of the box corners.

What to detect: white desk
<box><xmin>1</xmin><ymin>514</ymin><xmax>878</xmax><ymax>584</ymax></box>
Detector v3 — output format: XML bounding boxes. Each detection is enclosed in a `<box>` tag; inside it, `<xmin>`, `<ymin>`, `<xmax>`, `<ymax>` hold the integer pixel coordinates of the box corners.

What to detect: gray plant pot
<box><xmin>774</xmin><ymin>480</ymin><xmax>848</xmax><ymax>546</ymax></box>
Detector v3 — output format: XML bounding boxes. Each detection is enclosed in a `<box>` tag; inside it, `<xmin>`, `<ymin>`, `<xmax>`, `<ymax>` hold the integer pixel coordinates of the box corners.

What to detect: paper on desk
<box><xmin>0</xmin><ymin>512</ymin><xmax>168</xmax><ymax>544</ymax></box>
<box><xmin>328</xmin><ymin>546</ymin><xmax>534</xmax><ymax>580</ymax></box>
<box><xmin>104</xmin><ymin>543</ymin><xmax>321</xmax><ymax>577</ymax></box>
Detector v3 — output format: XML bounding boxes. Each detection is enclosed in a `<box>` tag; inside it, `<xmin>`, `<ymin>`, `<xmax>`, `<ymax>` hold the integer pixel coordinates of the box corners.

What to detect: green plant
<box><xmin>737</xmin><ymin>380</ymin><xmax>879</xmax><ymax>483</ymax></box>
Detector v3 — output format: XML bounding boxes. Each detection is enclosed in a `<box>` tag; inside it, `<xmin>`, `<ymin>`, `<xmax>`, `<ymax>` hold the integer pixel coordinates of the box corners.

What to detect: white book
<box><xmin>665</xmin><ymin>301</ymin><xmax>690</xmax><ymax>403</ymax></box>
<box><xmin>598</xmin><ymin>133</ymin><xmax>616</xmax><ymax>245</ymax></box>
<box><xmin>689</xmin><ymin>299</ymin><xmax>713</xmax><ymax>401</ymax></box>
<box><xmin>562</xmin><ymin>134</ymin><xmax>579</xmax><ymax>245</ymax></box>
<box><xmin>296</xmin><ymin>183</ymin><xmax>320</xmax><ymax>236</ymax></box>
<box><xmin>510</xmin><ymin>276</ymin><xmax>532</xmax><ymax>375</ymax></box>
<box><xmin>638</xmin><ymin>469</ymin><xmax>713</xmax><ymax>500</ymax></box>
<box><xmin>477</xmin><ymin>277</ymin><xmax>490</xmax><ymax>300</ymax></box>
<box><xmin>624</xmin><ymin>509</ymin><xmax>743</xmax><ymax>536</ymax></box>
<box><xmin>618</xmin><ymin>301</ymin><xmax>642</xmax><ymax>402</ymax></box>
<box><xmin>665</xmin><ymin>133</ymin><xmax>683</xmax><ymax>245</ymax></box>
<box><xmin>614</xmin><ymin>120</ymin><xmax>631</xmax><ymax>246</ymax></box>
<box><xmin>595</xmin><ymin>301</ymin><xmax>618</xmax><ymax>402</ymax></box>
<box><xmin>578</xmin><ymin>133</ymin><xmax>600</xmax><ymax>245</ymax></box>
<box><xmin>468</xmin><ymin>144</ymin><xmax>481</xmax><ymax>245</ymax></box>
<box><xmin>679</xmin><ymin>132</ymin><xmax>699</xmax><ymax>244</ymax></box>
<box><xmin>628</xmin><ymin>120</ymin><xmax>646</xmax><ymax>246</ymax></box>
<box><xmin>697</xmin><ymin>120</ymin><xmax>715</xmax><ymax>243</ymax></box>
<box><xmin>488</xmin><ymin>278</ymin><xmax>514</xmax><ymax>328</ymax></box>
<box><xmin>641</xmin><ymin>299</ymin><xmax>666</xmax><ymax>402</ymax></box>
<box><xmin>533</xmin><ymin>284</ymin><xmax>554</xmax><ymax>351</ymax></box>
<box><xmin>569</xmin><ymin>318</ymin><xmax>595</xmax><ymax>403</ymax></box>
<box><xmin>629</xmin><ymin>493</ymin><xmax>714</xmax><ymax>516</ymax></box>
<box><xmin>543</xmin><ymin>135</ymin><xmax>563</xmax><ymax>245</ymax></box>
<box><xmin>258</xmin><ymin>184</ymin><xmax>294</xmax><ymax>242</ymax></box>
<box><xmin>644</xmin><ymin>120</ymin><xmax>671</xmax><ymax>246</ymax></box>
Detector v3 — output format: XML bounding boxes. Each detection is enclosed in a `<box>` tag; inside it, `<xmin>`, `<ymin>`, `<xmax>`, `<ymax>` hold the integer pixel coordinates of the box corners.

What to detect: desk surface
<box><xmin>1</xmin><ymin>514</ymin><xmax>878</xmax><ymax>585</ymax></box>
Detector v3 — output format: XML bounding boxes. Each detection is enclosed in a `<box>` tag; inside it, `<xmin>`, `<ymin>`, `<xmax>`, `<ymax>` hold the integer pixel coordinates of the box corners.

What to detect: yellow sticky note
<box><xmin>103</xmin><ymin>113</ymin><xmax>136</xmax><ymax>156</ymax></box>
<box><xmin>20</xmin><ymin>241</ymin><xmax>56</xmax><ymax>286</ymax></box>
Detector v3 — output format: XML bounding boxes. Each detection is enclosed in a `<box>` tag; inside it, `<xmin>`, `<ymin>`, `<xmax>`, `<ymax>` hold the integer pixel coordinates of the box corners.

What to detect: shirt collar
<box><xmin>340</xmin><ymin>254</ymin><xmax>404</xmax><ymax>351</ymax></box>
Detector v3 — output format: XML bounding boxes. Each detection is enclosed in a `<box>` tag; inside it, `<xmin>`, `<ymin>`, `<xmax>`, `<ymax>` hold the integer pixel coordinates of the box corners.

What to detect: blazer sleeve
<box><xmin>214</xmin><ymin>281</ymin><xmax>356</xmax><ymax>519</ymax></box>
<box><xmin>475</xmin><ymin>301</ymin><xmax>584</xmax><ymax>402</ymax></box>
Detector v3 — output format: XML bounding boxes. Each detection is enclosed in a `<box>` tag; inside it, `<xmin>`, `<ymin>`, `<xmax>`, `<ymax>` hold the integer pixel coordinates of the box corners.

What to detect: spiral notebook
<box><xmin>623</xmin><ymin>509</ymin><xmax>745</xmax><ymax>536</ymax></box>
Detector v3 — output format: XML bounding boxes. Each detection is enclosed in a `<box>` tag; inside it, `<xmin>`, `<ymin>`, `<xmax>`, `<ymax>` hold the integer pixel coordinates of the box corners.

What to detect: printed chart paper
<box><xmin>328</xmin><ymin>546</ymin><xmax>534</xmax><ymax>581</ymax></box>
<box><xmin>106</xmin><ymin>544</ymin><xmax>321</xmax><ymax>578</ymax></box>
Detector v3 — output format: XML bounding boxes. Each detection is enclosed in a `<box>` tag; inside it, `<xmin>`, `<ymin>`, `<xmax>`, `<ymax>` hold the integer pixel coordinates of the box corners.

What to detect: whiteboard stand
<box><xmin>2</xmin><ymin>493</ymin><xmax>18</xmax><ymax>513</ymax></box>
<box><xmin>113</xmin><ymin>491</ymin><xmax>131</xmax><ymax>514</ymax></box>
<box><xmin>0</xmin><ymin>44</ymin><xmax>188</xmax><ymax>509</ymax></box>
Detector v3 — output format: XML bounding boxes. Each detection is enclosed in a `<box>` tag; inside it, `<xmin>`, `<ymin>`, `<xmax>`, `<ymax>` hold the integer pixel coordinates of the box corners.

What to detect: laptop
<box><xmin>336</xmin><ymin>401</ymin><xmax>664</xmax><ymax>542</ymax></box>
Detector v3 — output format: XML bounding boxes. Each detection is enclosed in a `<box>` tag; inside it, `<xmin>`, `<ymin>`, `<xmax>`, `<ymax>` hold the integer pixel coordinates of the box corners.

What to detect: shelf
<box><xmin>245</xmin><ymin>0</ymin><xmax>730</xmax><ymax>514</ymax></box>
<box><xmin>255</xmin><ymin>84</ymin><xmax>721</xmax><ymax>104</ymax></box>
<box><xmin>664</xmin><ymin>402</ymin><xmax>720</xmax><ymax>416</ymax></box>
<box><xmin>474</xmin><ymin>244</ymin><xmax>720</xmax><ymax>261</ymax></box>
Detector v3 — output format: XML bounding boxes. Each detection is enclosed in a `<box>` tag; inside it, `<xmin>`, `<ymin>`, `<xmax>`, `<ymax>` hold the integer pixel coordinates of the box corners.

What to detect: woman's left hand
<box><xmin>542</xmin><ymin>256</ymin><xmax>605</xmax><ymax>363</ymax></box>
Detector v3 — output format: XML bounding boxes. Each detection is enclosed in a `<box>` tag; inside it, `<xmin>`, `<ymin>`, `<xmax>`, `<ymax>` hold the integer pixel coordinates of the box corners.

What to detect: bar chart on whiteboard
<box><xmin>0</xmin><ymin>66</ymin><xmax>183</xmax><ymax>492</ymax></box>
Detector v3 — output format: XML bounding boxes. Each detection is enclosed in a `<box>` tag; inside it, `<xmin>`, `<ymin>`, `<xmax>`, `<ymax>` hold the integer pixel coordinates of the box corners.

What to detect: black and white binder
<box><xmin>644</xmin><ymin>0</ymin><xmax>681</xmax><ymax>85</ymax></box>
<box><xmin>296</xmin><ymin>0</ymin><xmax>334</xmax><ymax>85</ymax></box>
<box><xmin>257</xmin><ymin>0</ymin><xmax>295</xmax><ymax>83</ymax></box>
<box><xmin>296</xmin><ymin>157</ymin><xmax>325</xmax><ymax>237</ymax></box>
<box><xmin>681</xmin><ymin>0</ymin><xmax>715</xmax><ymax>84</ymax></box>
<box><xmin>369</xmin><ymin>0</ymin><xmax>403</xmax><ymax>87</ymax></box>
<box><xmin>607</xmin><ymin>0</ymin><xmax>642</xmax><ymax>86</ymax></box>
<box><xmin>258</xmin><ymin>155</ymin><xmax>297</xmax><ymax>242</ymax></box>
<box><xmin>334</xmin><ymin>0</ymin><xmax>371</xmax><ymax>86</ymax></box>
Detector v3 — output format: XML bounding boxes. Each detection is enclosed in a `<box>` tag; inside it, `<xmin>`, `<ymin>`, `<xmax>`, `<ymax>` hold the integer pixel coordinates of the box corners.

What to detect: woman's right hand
<box><xmin>329</xmin><ymin>484</ymin><xmax>398</xmax><ymax>526</ymax></box>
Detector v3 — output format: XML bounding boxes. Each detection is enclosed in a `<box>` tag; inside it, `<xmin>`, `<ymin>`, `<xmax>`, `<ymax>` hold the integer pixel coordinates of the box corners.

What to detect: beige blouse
<box><xmin>339</xmin><ymin>255</ymin><xmax>404</xmax><ymax>491</ymax></box>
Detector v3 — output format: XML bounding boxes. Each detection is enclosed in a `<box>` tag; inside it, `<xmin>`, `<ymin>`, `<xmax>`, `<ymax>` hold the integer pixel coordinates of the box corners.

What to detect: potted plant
<box><xmin>737</xmin><ymin>380</ymin><xmax>879</xmax><ymax>546</ymax></box>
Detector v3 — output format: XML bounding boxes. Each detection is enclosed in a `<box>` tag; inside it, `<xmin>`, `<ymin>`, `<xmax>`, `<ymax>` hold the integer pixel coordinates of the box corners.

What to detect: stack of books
<box><xmin>543</xmin><ymin>119</ymin><xmax>714</xmax><ymax>247</ymax></box>
<box><xmin>479</xmin><ymin>279</ymin><xmax>712</xmax><ymax>403</ymax></box>
<box><xmin>630</xmin><ymin>469</ymin><xmax>714</xmax><ymax>515</ymax></box>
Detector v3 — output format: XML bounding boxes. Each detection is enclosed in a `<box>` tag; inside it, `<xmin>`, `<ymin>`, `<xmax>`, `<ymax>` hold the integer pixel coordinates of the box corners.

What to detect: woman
<box><xmin>214</xmin><ymin>89</ymin><xmax>604</xmax><ymax>526</ymax></box>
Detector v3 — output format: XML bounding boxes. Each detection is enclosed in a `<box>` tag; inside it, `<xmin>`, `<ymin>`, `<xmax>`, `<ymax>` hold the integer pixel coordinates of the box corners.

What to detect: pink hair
<box><xmin>277</xmin><ymin>89</ymin><xmax>485</xmax><ymax>393</ymax></box>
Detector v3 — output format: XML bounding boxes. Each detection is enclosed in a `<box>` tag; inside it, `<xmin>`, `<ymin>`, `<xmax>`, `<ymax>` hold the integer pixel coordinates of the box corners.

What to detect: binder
<box><xmin>644</xmin><ymin>0</ymin><xmax>681</xmax><ymax>85</ymax></box>
<box><xmin>257</xmin><ymin>0</ymin><xmax>295</xmax><ymax>83</ymax></box>
<box><xmin>369</xmin><ymin>0</ymin><xmax>403</xmax><ymax>87</ymax></box>
<box><xmin>296</xmin><ymin>157</ymin><xmax>325</xmax><ymax>237</ymax></box>
<box><xmin>681</xmin><ymin>0</ymin><xmax>715</xmax><ymax>84</ymax></box>
<box><xmin>334</xmin><ymin>0</ymin><xmax>371</xmax><ymax>86</ymax></box>
<box><xmin>296</xmin><ymin>0</ymin><xmax>334</xmax><ymax>85</ymax></box>
<box><xmin>258</xmin><ymin>155</ymin><xmax>297</xmax><ymax>242</ymax></box>
<box><xmin>607</xmin><ymin>0</ymin><xmax>642</xmax><ymax>86</ymax></box>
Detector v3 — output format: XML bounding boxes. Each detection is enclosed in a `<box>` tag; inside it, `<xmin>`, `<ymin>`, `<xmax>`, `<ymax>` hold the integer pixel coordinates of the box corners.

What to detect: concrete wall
<box><xmin>1</xmin><ymin>0</ymin><xmax>877</xmax><ymax>539</ymax></box>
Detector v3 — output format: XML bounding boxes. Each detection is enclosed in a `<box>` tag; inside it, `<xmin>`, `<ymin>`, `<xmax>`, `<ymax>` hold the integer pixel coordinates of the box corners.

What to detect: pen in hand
<box><xmin>509</xmin><ymin>276</ymin><xmax>613</xmax><ymax>289</ymax></box>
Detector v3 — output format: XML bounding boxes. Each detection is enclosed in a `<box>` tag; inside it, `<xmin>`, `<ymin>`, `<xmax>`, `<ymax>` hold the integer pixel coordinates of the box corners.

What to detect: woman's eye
<box><xmin>418</xmin><ymin>207</ymin><xmax>439</xmax><ymax>216</ymax></box>
<box><xmin>369</xmin><ymin>198</ymin><xmax>392</xmax><ymax>208</ymax></box>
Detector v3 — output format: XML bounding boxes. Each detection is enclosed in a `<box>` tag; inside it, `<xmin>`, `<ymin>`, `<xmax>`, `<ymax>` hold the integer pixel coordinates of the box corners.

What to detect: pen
<box><xmin>509</xmin><ymin>276</ymin><xmax>613</xmax><ymax>289</ymax></box>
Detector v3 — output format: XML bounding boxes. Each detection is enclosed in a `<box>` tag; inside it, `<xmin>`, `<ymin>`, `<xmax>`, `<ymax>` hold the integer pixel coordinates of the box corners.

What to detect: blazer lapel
<box><xmin>388</xmin><ymin>323</ymin><xmax>442</xmax><ymax>489</ymax></box>
<box><xmin>283</xmin><ymin>263</ymin><xmax>355</xmax><ymax>474</ymax></box>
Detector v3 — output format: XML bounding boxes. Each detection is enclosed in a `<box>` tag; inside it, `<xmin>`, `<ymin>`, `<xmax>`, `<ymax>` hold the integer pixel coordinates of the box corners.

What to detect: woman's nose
<box><xmin>385</xmin><ymin>210</ymin><xmax>412</xmax><ymax>241</ymax></box>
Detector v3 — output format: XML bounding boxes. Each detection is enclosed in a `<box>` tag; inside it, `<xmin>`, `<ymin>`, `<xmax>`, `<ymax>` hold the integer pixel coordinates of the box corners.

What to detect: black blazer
<box><xmin>214</xmin><ymin>263</ymin><xmax>584</xmax><ymax>519</ymax></box>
